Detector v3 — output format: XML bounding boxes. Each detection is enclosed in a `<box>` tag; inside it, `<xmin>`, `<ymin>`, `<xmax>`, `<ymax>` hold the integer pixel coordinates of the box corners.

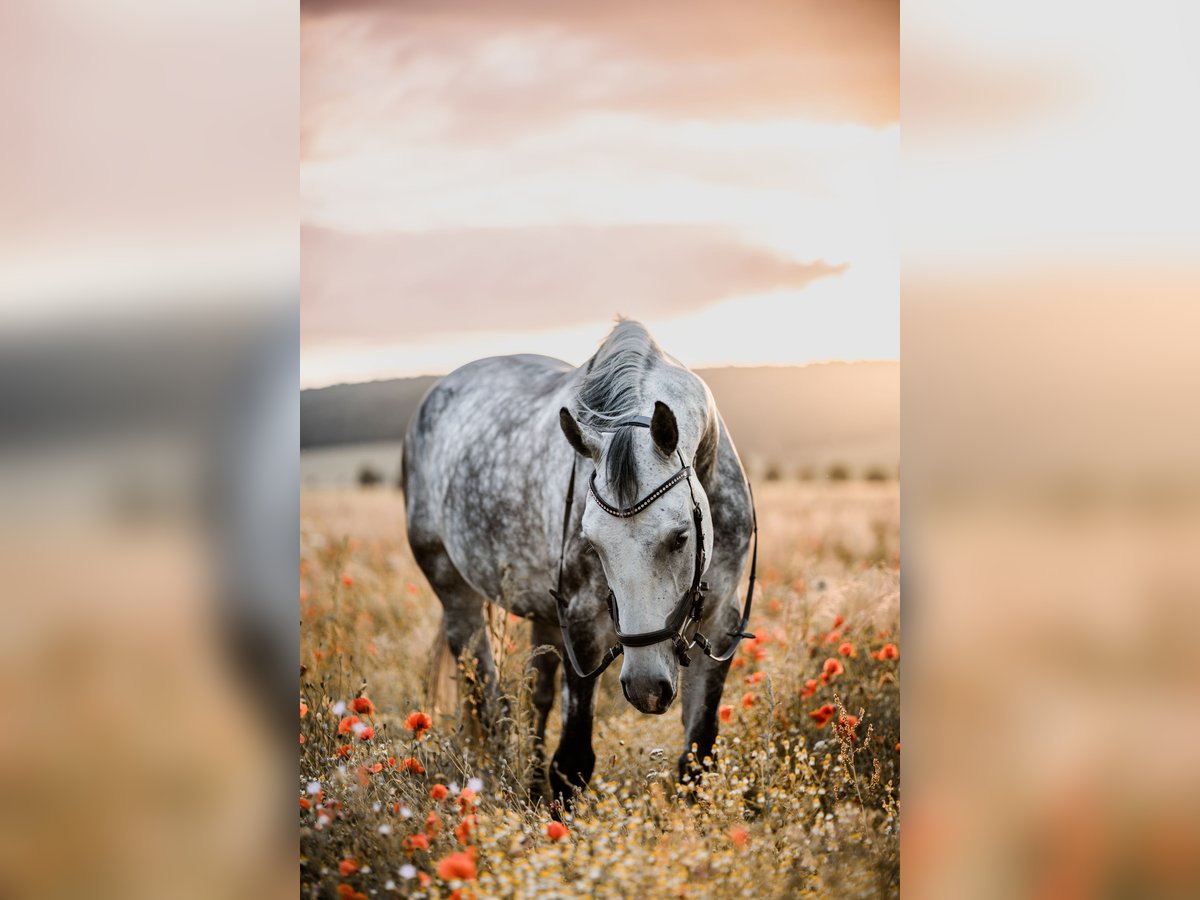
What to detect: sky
<box><xmin>301</xmin><ymin>0</ymin><xmax>898</xmax><ymax>387</ymax></box>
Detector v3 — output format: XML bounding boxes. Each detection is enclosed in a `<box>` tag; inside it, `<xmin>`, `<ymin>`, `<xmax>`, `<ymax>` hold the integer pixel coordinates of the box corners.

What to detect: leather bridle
<box><xmin>549</xmin><ymin>415</ymin><xmax>757</xmax><ymax>680</ymax></box>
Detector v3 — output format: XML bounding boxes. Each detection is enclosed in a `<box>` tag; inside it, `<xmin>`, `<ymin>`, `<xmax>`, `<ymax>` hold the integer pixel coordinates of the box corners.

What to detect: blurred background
<box><xmin>2</xmin><ymin>0</ymin><xmax>1199</xmax><ymax>896</ymax></box>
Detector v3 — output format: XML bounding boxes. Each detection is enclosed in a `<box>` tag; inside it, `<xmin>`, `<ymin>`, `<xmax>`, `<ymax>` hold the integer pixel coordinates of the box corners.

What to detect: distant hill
<box><xmin>300</xmin><ymin>362</ymin><xmax>898</xmax><ymax>478</ymax></box>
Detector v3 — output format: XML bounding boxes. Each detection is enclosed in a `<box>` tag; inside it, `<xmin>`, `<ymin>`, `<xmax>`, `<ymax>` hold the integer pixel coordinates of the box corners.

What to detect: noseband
<box><xmin>549</xmin><ymin>415</ymin><xmax>758</xmax><ymax>680</ymax></box>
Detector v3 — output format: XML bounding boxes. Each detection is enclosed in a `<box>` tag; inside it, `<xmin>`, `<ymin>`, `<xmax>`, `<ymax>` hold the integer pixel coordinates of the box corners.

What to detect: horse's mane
<box><xmin>576</xmin><ymin>320</ymin><xmax>661</xmax><ymax>508</ymax></box>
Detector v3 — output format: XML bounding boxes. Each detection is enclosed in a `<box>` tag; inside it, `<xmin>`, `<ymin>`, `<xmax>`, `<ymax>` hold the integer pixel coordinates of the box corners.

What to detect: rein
<box><xmin>549</xmin><ymin>417</ymin><xmax>758</xmax><ymax>680</ymax></box>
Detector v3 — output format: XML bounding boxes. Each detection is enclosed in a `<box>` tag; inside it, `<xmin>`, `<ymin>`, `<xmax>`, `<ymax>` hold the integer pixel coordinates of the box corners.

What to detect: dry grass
<box><xmin>300</xmin><ymin>482</ymin><xmax>900</xmax><ymax>898</ymax></box>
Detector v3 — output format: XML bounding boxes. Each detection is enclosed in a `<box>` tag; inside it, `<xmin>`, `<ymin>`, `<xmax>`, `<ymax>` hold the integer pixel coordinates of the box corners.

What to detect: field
<box><xmin>300</xmin><ymin>482</ymin><xmax>901</xmax><ymax>898</ymax></box>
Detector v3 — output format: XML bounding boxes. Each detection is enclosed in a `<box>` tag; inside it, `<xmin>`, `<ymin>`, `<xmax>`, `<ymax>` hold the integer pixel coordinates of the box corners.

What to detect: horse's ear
<box><xmin>559</xmin><ymin>408</ymin><xmax>603</xmax><ymax>460</ymax></box>
<box><xmin>650</xmin><ymin>400</ymin><xmax>679</xmax><ymax>457</ymax></box>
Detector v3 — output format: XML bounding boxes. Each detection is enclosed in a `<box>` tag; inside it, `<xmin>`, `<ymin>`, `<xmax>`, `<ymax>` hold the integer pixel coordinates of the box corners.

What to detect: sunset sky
<box><xmin>301</xmin><ymin>0</ymin><xmax>898</xmax><ymax>387</ymax></box>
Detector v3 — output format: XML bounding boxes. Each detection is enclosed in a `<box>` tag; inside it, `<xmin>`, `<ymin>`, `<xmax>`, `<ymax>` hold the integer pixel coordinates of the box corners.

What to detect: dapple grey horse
<box><xmin>403</xmin><ymin>321</ymin><xmax>755</xmax><ymax>803</ymax></box>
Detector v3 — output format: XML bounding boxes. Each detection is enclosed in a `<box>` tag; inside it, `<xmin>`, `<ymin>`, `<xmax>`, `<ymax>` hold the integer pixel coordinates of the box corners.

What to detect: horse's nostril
<box><xmin>652</xmin><ymin>678</ymin><xmax>673</xmax><ymax>703</ymax></box>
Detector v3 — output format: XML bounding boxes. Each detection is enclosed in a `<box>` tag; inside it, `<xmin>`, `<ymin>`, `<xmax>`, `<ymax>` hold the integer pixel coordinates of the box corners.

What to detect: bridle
<box><xmin>549</xmin><ymin>415</ymin><xmax>757</xmax><ymax>680</ymax></box>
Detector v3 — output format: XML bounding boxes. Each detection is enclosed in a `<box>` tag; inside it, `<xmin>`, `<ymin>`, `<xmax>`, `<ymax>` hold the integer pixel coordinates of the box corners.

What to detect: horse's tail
<box><xmin>426</xmin><ymin>619</ymin><xmax>458</xmax><ymax>716</ymax></box>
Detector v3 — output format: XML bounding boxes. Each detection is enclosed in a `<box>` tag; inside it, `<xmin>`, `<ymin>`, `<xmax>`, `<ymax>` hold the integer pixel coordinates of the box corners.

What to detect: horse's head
<box><xmin>560</xmin><ymin>401</ymin><xmax>714</xmax><ymax>714</ymax></box>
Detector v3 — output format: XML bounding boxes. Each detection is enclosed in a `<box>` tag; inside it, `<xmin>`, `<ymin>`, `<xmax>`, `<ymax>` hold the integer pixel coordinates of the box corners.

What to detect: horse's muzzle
<box><xmin>620</xmin><ymin>673</ymin><xmax>676</xmax><ymax>715</ymax></box>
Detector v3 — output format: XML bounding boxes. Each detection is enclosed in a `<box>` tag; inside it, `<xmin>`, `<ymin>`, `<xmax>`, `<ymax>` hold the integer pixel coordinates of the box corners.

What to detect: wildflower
<box><xmin>731</xmin><ymin>657</ymin><xmax>747</xmax><ymax>670</ymax></box>
<box><xmin>399</xmin><ymin>864</ymin><xmax>417</xmax><ymax>880</ymax></box>
<box><xmin>833</xmin><ymin>615</ymin><xmax>844</xmax><ymax>629</ymax></box>
<box><xmin>741</xmin><ymin>692</ymin><xmax>755</xmax><ymax>709</ymax></box>
<box><xmin>405</xmin><ymin>711</ymin><xmax>433</xmax><ymax>739</ymax></box>
<box><xmin>838</xmin><ymin>641</ymin><xmax>856</xmax><ymax>658</ymax></box>
<box><xmin>728</xmin><ymin>827</ymin><xmax>749</xmax><ymax>847</ymax></box>
<box><xmin>300</xmin><ymin>701</ymin><xmax>308</xmax><ymax>718</ymax></box>
<box><xmin>378</xmin><ymin>823</ymin><xmax>392</xmax><ymax>835</ymax></box>
<box><xmin>873</xmin><ymin>642</ymin><xmax>900</xmax><ymax>661</ymax></box>
<box><xmin>403</xmin><ymin>833</ymin><xmax>430</xmax><ymax>852</ymax></box>
<box><xmin>455</xmin><ymin>815</ymin><xmax>475</xmax><ymax>844</ymax></box>
<box><xmin>337</xmin><ymin>715</ymin><xmax>360</xmax><ymax>736</ymax></box>
<box><xmin>809</xmin><ymin>704</ymin><xmax>835</xmax><ymax>727</ymax></box>
<box><xmin>457</xmin><ymin>788</ymin><xmax>477</xmax><ymax>812</ymax></box>
<box><xmin>752</xmin><ymin>646</ymin><xmax>768</xmax><ymax>662</ymax></box>
<box><xmin>431</xmin><ymin>783</ymin><xmax>449</xmax><ymax>801</ymax></box>
<box><xmin>336</xmin><ymin>745</ymin><xmax>351</xmax><ymax>758</ymax></box>
<box><xmin>822</xmin><ymin>658</ymin><xmax>845</xmax><ymax>680</ymax></box>
<box><xmin>358</xmin><ymin>726</ymin><xmax>374</xmax><ymax>742</ymax></box>
<box><xmin>401</xmin><ymin>758</ymin><xmax>425</xmax><ymax>774</ymax></box>
<box><xmin>895</xmin><ymin>741</ymin><xmax>901</xmax><ymax>752</ymax></box>
<box><xmin>332</xmin><ymin>700</ymin><xmax>347</xmax><ymax>716</ymax></box>
<box><xmin>801</xmin><ymin>678</ymin><xmax>818</xmax><ymax>699</ymax></box>
<box><xmin>419</xmin><ymin>873</ymin><xmax>431</xmax><ymax>887</ymax></box>
<box><xmin>299</xmin><ymin>796</ymin><xmax>310</xmax><ymax>810</ymax></box>
<box><xmin>306</xmin><ymin>781</ymin><xmax>321</xmax><ymax>795</ymax></box>
<box><xmin>825</xmin><ymin>630</ymin><xmax>842</xmax><ymax>644</ymax></box>
<box><xmin>337</xmin><ymin>886</ymin><xmax>366</xmax><ymax>900</ymax></box>
<box><xmin>351</xmin><ymin>696</ymin><xmax>375</xmax><ymax>715</ymax></box>
<box><xmin>467</xmin><ymin>776</ymin><xmax>484</xmax><ymax>794</ymax></box>
<box><xmin>836</xmin><ymin>714</ymin><xmax>859</xmax><ymax>742</ymax></box>
<box><xmin>745</xmin><ymin>671</ymin><xmax>765</xmax><ymax>685</ymax></box>
<box><xmin>407</xmin><ymin>582</ymin><xmax>419</xmax><ymax>594</ymax></box>
<box><xmin>426</xmin><ymin>810</ymin><xmax>441</xmax><ymax>836</ymax></box>
<box><xmin>546</xmin><ymin>821</ymin><xmax>569</xmax><ymax>841</ymax></box>
<box><xmin>437</xmin><ymin>849</ymin><xmax>478</xmax><ymax>881</ymax></box>
<box><xmin>341</xmin><ymin>573</ymin><xmax>354</xmax><ymax>587</ymax></box>
<box><xmin>339</xmin><ymin>858</ymin><xmax>359</xmax><ymax>876</ymax></box>
<box><xmin>718</xmin><ymin>704</ymin><xmax>733</xmax><ymax>723</ymax></box>
<box><xmin>300</xmin><ymin>733</ymin><xmax>305</xmax><ymax>745</ymax></box>
<box><xmin>369</xmin><ymin>763</ymin><xmax>383</xmax><ymax>774</ymax></box>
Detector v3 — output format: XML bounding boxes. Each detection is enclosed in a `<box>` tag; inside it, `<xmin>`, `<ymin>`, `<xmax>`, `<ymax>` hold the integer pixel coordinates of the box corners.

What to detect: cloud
<box><xmin>302</xmin><ymin>224</ymin><xmax>846</xmax><ymax>342</ymax></box>
<box><xmin>301</xmin><ymin>0</ymin><xmax>897</xmax><ymax>159</ymax></box>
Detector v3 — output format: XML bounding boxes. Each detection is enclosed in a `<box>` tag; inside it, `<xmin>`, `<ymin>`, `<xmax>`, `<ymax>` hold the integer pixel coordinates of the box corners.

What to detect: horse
<box><xmin>402</xmin><ymin>320</ymin><xmax>756</xmax><ymax>803</ymax></box>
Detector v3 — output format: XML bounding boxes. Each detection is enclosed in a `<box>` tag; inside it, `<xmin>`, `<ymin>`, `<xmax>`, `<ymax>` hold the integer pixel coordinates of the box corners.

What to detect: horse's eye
<box><xmin>670</xmin><ymin>529</ymin><xmax>689</xmax><ymax>551</ymax></box>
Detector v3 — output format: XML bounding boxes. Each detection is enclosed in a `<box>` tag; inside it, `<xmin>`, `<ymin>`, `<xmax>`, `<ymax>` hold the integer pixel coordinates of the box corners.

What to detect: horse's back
<box><xmin>403</xmin><ymin>353</ymin><xmax>574</xmax><ymax>603</ymax></box>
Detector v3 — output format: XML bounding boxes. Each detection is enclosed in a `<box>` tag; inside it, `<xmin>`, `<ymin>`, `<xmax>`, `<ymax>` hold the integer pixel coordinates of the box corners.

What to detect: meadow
<box><xmin>300</xmin><ymin>481</ymin><xmax>900</xmax><ymax>898</ymax></box>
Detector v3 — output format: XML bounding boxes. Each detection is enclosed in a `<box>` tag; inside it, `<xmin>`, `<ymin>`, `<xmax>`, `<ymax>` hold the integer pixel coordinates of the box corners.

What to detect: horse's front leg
<box><xmin>678</xmin><ymin>643</ymin><xmax>734</xmax><ymax>786</ymax></box>
<box><xmin>548</xmin><ymin>643</ymin><xmax>599</xmax><ymax>808</ymax></box>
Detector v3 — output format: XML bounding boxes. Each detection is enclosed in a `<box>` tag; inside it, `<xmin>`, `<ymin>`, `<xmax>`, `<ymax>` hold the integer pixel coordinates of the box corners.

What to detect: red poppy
<box><xmin>386</xmin><ymin>756</ymin><xmax>397</xmax><ymax>769</ymax></box>
<box><xmin>300</xmin><ymin>701</ymin><xmax>308</xmax><ymax>718</ymax></box>
<box><xmin>873</xmin><ymin>643</ymin><xmax>900</xmax><ymax>661</ymax></box>
<box><xmin>718</xmin><ymin>704</ymin><xmax>733</xmax><ymax>723</ymax></box>
<box><xmin>341</xmin><ymin>573</ymin><xmax>354</xmax><ymax>587</ymax></box>
<box><xmin>299</xmin><ymin>796</ymin><xmax>311</xmax><ymax>810</ymax></box>
<box><xmin>401</xmin><ymin>757</ymin><xmax>425</xmax><ymax>774</ymax></box>
<box><xmin>825</xmin><ymin>630</ymin><xmax>842</xmax><ymax>644</ymax></box>
<box><xmin>406</xmin><ymin>711</ymin><xmax>433</xmax><ymax>738</ymax></box>
<box><xmin>730</xmin><ymin>657</ymin><xmax>747</xmax><ymax>670</ymax></box>
<box><xmin>338</xmin><ymin>858</ymin><xmax>358</xmax><ymax>876</ymax></box>
<box><xmin>832</xmin><ymin>615</ymin><xmax>844</xmax><ymax>629</ymax></box>
<box><xmin>801</xmin><ymin>678</ymin><xmax>818</xmax><ymax>699</ymax></box>
<box><xmin>337</xmin><ymin>715</ymin><xmax>360</xmax><ymax>736</ymax></box>
<box><xmin>457</xmin><ymin>788</ymin><xmax>477</xmax><ymax>812</ymax></box>
<box><xmin>300</xmin><ymin>733</ymin><xmax>305</xmax><ymax>745</ymax></box>
<box><xmin>838</xmin><ymin>642</ymin><xmax>856</xmax><ymax>658</ymax></box>
<box><xmin>741</xmin><ymin>692</ymin><xmax>755</xmax><ymax>709</ymax></box>
<box><xmin>358</xmin><ymin>726</ymin><xmax>374</xmax><ymax>741</ymax></box>
<box><xmin>336</xmin><ymin>745</ymin><xmax>351</xmax><ymax>758</ymax></box>
<box><xmin>337</xmin><ymin>886</ymin><xmax>366</xmax><ymax>900</ymax></box>
<box><xmin>809</xmin><ymin>704</ymin><xmax>835</xmax><ymax>727</ymax></box>
<box><xmin>431</xmin><ymin>783</ymin><xmax>449</xmax><ymax>801</ymax></box>
<box><xmin>351</xmin><ymin>696</ymin><xmax>375</xmax><ymax>715</ymax></box>
<box><xmin>426</xmin><ymin>810</ymin><xmax>441</xmax><ymax>836</ymax></box>
<box><xmin>403</xmin><ymin>832</ymin><xmax>430</xmax><ymax>852</ymax></box>
<box><xmin>728</xmin><ymin>826</ymin><xmax>749</xmax><ymax>848</ymax></box>
<box><xmin>546</xmin><ymin>821</ymin><xmax>569</xmax><ymax>841</ymax></box>
<box><xmin>437</xmin><ymin>849</ymin><xmax>478</xmax><ymax>881</ymax></box>
<box><xmin>369</xmin><ymin>762</ymin><xmax>383</xmax><ymax>773</ymax></box>
<box><xmin>822</xmin><ymin>658</ymin><xmax>845</xmax><ymax>680</ymax></box>
<box><xmin>745</xmin><ymin>671</ymin><xmax>765</xmax><ymax>685</ymax></box>
<box><xmin>455</xmin><ymin>815</ymin><xmax>475</xmax><ymax>844</ymax></box>
<box><xmin>895</xmin><ymin>742</ymin><xmax>901</xmax><ymax>752</ymax></box>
